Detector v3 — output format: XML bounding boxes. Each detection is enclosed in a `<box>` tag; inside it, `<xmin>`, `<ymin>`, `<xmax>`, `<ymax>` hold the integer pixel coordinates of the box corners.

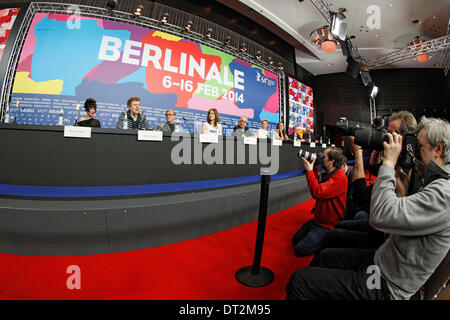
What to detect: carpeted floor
<box><xmin>0</xmin><ymin>199</ymin><xmax>316</xmax><ymax>300</ymax></box>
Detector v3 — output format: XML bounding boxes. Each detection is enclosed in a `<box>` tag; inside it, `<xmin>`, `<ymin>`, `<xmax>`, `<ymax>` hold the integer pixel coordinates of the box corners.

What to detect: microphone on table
<box><xmin>74</xmin><ymin>103</ymin><xmax>80</xmax><ymax>125</ymax></box>
<box><xmin>13</xmin><ymin>100</ymin><xmax>25</xmax><ymax>124</ymax></box>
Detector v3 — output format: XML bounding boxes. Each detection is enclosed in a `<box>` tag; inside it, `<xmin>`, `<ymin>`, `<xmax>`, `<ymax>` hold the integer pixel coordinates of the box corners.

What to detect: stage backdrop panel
<box><xmin>9</xmin><ymin>13</ymin><xmax>280</xmax><ymax>134</ymax></box>
<box><xmin>288</xmin><ymin>76</ymin><xmax>314</xmax><ymax>136</ymax></box>
<box><xmin>0</xmin><ymin>8</ymin><xmax>20</xmax><ymax>62</ymax></box>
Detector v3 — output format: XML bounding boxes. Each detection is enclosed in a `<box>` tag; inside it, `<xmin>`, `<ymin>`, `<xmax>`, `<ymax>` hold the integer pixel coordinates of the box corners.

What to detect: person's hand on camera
<box><xmin>348</xmin><ymin>136</ymin><xmax>362</xmax><ymax>155</ymax></box>
<box><xmin>382</xmin><ymin>132</ymin><xmax>403</xmax><ymax>168</ymax></box>
<box><xmin>301</xmin><ymin>157</ymin><xmax>315</xmax><ymax>172</ymax></box>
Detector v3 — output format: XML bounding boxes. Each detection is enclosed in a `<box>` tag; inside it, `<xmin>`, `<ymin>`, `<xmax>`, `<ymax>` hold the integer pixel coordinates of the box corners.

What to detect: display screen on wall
<box><xmin>0</xmin><ymin>8</ymin><xmax>20</xmax><ymax>62</ymax></box>
<box><xmin>287</xmin><ymin>76</ymin><xmax>314</xmax><ymax>136</ymax></box>
<box><xmin>9</xmin><ymin>13</ymin><xmax>280</xmax><ymax>134</ymax></box>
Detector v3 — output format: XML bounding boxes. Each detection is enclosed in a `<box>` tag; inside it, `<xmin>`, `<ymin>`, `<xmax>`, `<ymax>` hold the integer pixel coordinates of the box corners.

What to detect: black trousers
<box><xmin>309</xmin><ymin>220</ymin><xmax>386</xmax><ymax>266</ymax></box>
<box><xmin>286</xmin><ymin>248</ymin><xmax>391</xmax><ymax>300</ymax></box>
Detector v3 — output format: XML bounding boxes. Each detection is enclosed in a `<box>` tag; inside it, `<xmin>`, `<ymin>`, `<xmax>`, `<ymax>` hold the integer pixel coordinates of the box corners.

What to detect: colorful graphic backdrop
<box><xmin>0</xmin><ymin>8</ymin><xmax>20</xmax><ymax>62</ymax></box>
<box><xmin>288</xmin><ymin>76</ymin><xmax>314</xmax><ymax>136</ymax></box>
<box><xmin>9</xmin><ymin>13</ymin><xmax>280</xmax><ymax>133</ymax></box>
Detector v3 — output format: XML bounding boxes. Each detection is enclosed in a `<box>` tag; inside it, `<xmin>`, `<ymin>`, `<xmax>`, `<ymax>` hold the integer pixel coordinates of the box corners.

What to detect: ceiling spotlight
<box><xmin>106</xmin><ymin>0</ymin><xmax>119</xmax><ymax>10</ymax></box>
<box><xmin>160</xmin><ymin>12</ymin><xmax>169</xmax><ymax>24</ymax></box>
<box><xmin>205</xmin><ymin>27</ymin><xmax>213</xmax><ymax>38</ymax></box>
<box><xmin>277</xmin><ymin>62</ymin><xmax>284</xmax><ymax>70</ymax></box>
<box><xmin>310</xmin><ymin>26</ymin><xmax>337</xmax><ymax>52</ymax></box>
<box><xmin>267</xmin><ymin>56</ymin><xmax>274</xmax><ymax>65</ymax></box>
<box><xmin>134</xmin><ymin>4</ymin><xmax>144</xmax><ymax>16</ymax></box>
<box><xmin>255</xmin><ymin>50</ymin><xmax>262</xmax><ymax>60</ymax></box>
<box><xmin>224</xmin><ymin>35</ymin><xmax>232</xmax><ymax>45</ymax></box>
<box><xmin>239</xmin><ymin>42</ymin><xmax>247</xmax><ymax>52</ymax></box>
<box><xmin>370</xmin><ymin>85</ymin><xmax>378</xmax><ymax>98</ymax></box>
<box><xmin>407</xmin><ymin>37</ymin><xmax>429</xmax><ymax>63</ymax></box>
<box><xmin>184</xmin><ymin>20</ymin><xmax>193</xmax><ymax>31</ymax></box>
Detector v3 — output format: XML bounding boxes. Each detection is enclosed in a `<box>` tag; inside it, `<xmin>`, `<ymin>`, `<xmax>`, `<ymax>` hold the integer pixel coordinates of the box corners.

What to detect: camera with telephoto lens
<box><xmin>336</xmin><ymin>117</ymin><xmax>373</xmax><ymax>136</ymax></box>
<box><xmin>354</xmin><ymin>129</ymin><xmax>418</xmax><ymax>171</ymax></box>
<box><xmin>298</xmin><ymin>149</ymin><xmax>323</xmax><ymax>164</ymax></box>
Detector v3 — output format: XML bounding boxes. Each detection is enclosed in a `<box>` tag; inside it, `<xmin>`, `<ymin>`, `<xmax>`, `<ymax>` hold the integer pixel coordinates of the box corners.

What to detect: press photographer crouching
<box><xmin>286</xmin><ymin>116</ymin><xmax>450</xmax><ymax>300</ymax></box>
<box><xmin>291</xmin><ymin>147</ymin><xmax>348</xmax><ymax>257</ymax></box>
<box><xmin>308</xmin><ymin>111</ymin><xmax>418</xmax><ymax>267</ymax></box>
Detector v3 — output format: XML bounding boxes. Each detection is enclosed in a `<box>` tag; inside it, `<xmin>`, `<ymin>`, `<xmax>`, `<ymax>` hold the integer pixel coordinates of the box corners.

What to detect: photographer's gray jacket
<box><xmin>370</xmin><ymin>164</ymin><xmax>450</xmax><ymax>300</ymax></box>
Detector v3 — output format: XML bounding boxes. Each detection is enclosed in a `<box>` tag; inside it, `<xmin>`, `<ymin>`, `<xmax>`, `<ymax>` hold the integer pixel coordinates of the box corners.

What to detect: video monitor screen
<box><xmin>287</xmin><ymin>76</ymin><xmax>314</xmax><ymax>136</ymax></box>
<box><xmin>10</xmin><ymin>13</ymin><xmax>280</xmax><ymax>134</ymax></box>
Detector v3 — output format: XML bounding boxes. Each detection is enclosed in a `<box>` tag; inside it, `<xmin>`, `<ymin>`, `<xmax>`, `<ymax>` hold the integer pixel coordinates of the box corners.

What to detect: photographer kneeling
<box><xmin>286</xmin><ymin>116</ymin><xmax>450</xmax><ymax>300</ymax></box>
<box><xmin>292</xmin><ymin>147</ymin><xmax>348</xmax><ymax>257</ymax></box>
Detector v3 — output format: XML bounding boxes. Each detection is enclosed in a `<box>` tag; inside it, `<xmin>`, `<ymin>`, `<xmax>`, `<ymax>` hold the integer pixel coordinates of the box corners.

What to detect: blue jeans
<box><xmin>292</xmin><ymin>219</ymin><xmax>329</xmax><ymax>257</ymax></box>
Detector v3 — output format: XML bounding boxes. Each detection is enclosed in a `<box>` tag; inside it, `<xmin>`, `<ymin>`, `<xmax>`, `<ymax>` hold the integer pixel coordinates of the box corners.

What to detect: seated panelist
<box><xmin>76</xmin><ymin>98</ymin><xmax>101</xmax><ymax>127</ymax></box>
<box><xmin>115</xmin><ymin>96</ymin><xmax>151</xmax><ymax>130</ymax></box>
<box><xmin>158</xmin><ymin>109</ymin><xmax>177</xmax><ymax>133</ymax></box>
<box><xmin>201</xmin><ymin>108</ymin><xmax>222</xmax><ymax>135</ymax></box>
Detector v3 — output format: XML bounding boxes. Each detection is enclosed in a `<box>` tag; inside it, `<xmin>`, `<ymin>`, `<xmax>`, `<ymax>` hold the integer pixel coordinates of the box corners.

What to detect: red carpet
<box><xmin>0</xmin><ymin>199</ymin><xmax>315</xmax><ymax>300</ymax></box>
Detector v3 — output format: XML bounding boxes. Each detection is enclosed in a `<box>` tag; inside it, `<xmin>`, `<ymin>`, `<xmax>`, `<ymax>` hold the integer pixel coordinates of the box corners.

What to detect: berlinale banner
<box><xmin>9</xmin><ymin>13</ymin><xmax>280</xmax><ymax>134</ymax></box>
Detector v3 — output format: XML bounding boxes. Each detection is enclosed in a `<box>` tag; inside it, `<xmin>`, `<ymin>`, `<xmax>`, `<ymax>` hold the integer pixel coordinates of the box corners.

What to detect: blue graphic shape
<box><xmin>228</xmin><ymin>61</ymin><xmax>278</xmax><ymax>122</ymax></box>
<box><xmin>259</xmin><ymin>109</ymin><xmax>279</xmax><ymax>123</ymax></box>
<box><xmin>31</xmin><ymin>17</ymin><xmax>131</xmax><ymax>95</ymax></box>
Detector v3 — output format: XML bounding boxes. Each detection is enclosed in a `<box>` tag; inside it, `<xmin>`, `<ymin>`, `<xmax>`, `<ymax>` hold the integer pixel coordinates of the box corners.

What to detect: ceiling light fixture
<box><xmin>106</xmin><ymin>0</ymin><xmax>119</xmax><ymax>10</ymax></box>
<box><xmin>370</xmin><ymin>85</ymin><xmax>378</xmax><ymax>98</ymax></box>
<box><xmin>310</xmin><ymin>26</ymin><xmax>337</xmax><ymax>53</ymax></box>
<box><xmin>407</xmin><ymin>37</ymin><xmax>429</xmax><ymax>63</ymax></box>
<box><xmin>184</xmin><ymin>20</ymin><xmax>193</xmax><ymax>31</ymax></box>
<box><xmin>224</xmin><ymin>35</ymin><xmax>231</xmax><ymax>45</ymax></box>
<box><xmin>255</xmin><ymin>50</ymin><xmax>262</xmax><ymax>60</ymax></box>
<box><xmin>205</xmin><ymin>27</ymin><xmax>213</xmax><ymax>38</ymax></box>
<box><xmin>160</xmin><ymin>12</ymin><xmax>169</xmax><ymax>24</ymax></box>
<box><xmin>134</xmin><ymin>4</ymin><xmax>143</xmax><ymax>16</ymax></box>
<box><xmin>239</xmin><ymin>42</ymin><xmax>247</xmax><ymax>52</ymax></box>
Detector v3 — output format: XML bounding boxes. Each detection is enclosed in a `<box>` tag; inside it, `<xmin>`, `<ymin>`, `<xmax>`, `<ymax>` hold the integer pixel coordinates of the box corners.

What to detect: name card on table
<box><xmin>310</xmin><ymin>142</ymin><xmax>316</xmax><ymax>148</ymax></box>
<box><xmin>199</xmin><ymin>134</ymin><xmax>218</xmax><ymax>144</ymax></box>
<box><xmin>138</xmin><ymin>130</ymin><xmax>163</xmax><ymax>141</ymax></box>
<box><xmin>322</xmin><ymin>143</ymin><xmax>327</xmax><ymax>148</ymax></box>
<box><xmin>64</xmin><ymin>126</ymin><xmax>91</xmax><ymax>138</ymax></box>
<box><xmin>294</xmin><ymin>140</ymin><xmax>301</xmax><ymax>147</ymax></box>
<box><xmin>244</xmin><ymin>137</ymin><xmax>257</xmax><ymax>145</ymax></box>
<box><xmin>272</xmin><ymin>139</ymin><xmax>282</xmax><ymax>146</ymax></box>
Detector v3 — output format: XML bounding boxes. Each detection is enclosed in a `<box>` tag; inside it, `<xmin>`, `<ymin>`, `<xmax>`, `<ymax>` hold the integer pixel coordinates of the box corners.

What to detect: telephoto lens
<box><xmin>298</xmin><ymin>149</ymin><xmax>323</xmax><ymax>164</ymax></box>
<box><xmin>336</xmin><ymin>118</ymin><xmax>372</xmax><ymax>136</ymax></box>
<box><xmin>354</xmin><ymin>129</ymin><xmax>388</xmax><ymax>150</ymax></box>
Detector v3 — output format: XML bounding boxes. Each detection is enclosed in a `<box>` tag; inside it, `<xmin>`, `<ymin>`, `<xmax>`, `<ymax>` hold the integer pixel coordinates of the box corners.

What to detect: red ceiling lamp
<box><xmin>408</xmin><ymin>37</ymin><xmax>429</xmax><ymax>63</ymax></box>
<box><xmin>310</xmin><ymin>26</ymin><xmax>337</xmax><ymax>53</ymax></box>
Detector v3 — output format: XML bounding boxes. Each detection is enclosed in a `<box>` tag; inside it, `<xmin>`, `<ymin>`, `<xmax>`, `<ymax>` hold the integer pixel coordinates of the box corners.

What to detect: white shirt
<box><xmin>256</xmin><ymin>128</ymin><xmax>270</xmax><ymax>139</ymax></box>
<box><xmin>203</xmin><ymin>122</ymin><xmax>222</xmax><ymax>135</ymax></box>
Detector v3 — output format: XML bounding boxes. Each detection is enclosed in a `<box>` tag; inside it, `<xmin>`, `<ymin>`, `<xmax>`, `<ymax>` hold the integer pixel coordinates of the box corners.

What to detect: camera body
<box><xmin>354</xmin><ymin>129</ymin><xmax>418</xmax><ymax>171</ymax></box>
<box><xmin>298</xmin><ymin>149</ymin><xmax>324</xmax><ymax>165</ymax></box>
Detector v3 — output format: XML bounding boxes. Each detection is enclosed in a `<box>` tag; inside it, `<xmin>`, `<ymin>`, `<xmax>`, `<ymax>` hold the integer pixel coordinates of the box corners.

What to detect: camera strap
<box><xmin>319</xmin><ymin>168</ymin><xmax>339</xmax><ymax>184</ymax></box>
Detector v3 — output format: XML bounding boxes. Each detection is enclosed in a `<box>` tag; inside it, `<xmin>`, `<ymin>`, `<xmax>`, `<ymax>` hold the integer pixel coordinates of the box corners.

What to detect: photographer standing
<box><xmin>292</xmin><ymin>147</ymin><xmax>348</xmax><ymax>257</ymax></box>
<box><xmin>286</xmin><ymin>116</ymin><xmax>450</xmax><ymax>300</ymax></box>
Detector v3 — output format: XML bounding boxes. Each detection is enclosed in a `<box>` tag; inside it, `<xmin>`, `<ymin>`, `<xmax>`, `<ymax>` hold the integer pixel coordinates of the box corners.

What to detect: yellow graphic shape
<box><xmin>12</xmin><ymin>72</ymin><xmax>63</xmax><ymax>95</ymax></box>
<box><xmin>152</xmin><ymin>31</ymin><xmax>182</xmax><ymax>42</ymax></box>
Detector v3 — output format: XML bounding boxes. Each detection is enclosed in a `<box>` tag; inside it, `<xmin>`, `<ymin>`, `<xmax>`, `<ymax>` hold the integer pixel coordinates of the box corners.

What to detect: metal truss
<box><xmin>310</xmin><ymin>0</ymin><xmax>333</xmax><ymax>24</ymax></box>
<box><xmin>369</xmin><ymin>96</ymin><xmax>377</xmax><ymax>124</ymax></box>
<box><xmin>1</xmin><ymin>2</ymin><xmax>284</xmax><ymax>122</ymax></box>
<box><xmin>366</xmin><ymin>35</ymin><xmax>450</xmax><ymax>70</ymax></box>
